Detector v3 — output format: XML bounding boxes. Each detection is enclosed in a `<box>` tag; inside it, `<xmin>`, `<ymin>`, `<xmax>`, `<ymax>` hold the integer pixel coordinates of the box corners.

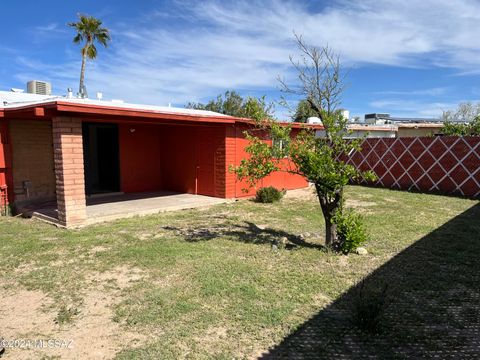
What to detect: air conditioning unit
<box><xmin>27</xmin><ymin>80</ymin><xmax>52</xmax><ymax>95</ymax></box>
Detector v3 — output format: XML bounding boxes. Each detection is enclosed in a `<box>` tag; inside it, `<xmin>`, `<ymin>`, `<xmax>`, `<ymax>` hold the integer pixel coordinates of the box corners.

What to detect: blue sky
<box><xmin>2</xmin><ymin>0</ymin><xmax>480</xmax><ymax>120</ymax></box>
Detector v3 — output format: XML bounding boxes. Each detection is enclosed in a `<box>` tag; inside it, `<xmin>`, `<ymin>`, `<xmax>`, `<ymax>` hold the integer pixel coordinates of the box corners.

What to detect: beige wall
<box><xmin>397</xmin><ymin>127</ymin><xmax>442</xmax><ymax>137</ymax></box>
<box><xmin>10</xmin><ymin>119</ymin><xmax>56</xmax><ymax>205</ymax></box>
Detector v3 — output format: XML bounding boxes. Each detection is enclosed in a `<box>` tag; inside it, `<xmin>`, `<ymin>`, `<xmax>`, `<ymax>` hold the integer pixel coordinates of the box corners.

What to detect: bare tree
<box><xmin>278</xmin><ymin>33</ymin><xmax>346</xmax><ymax>124</ymax></box>
<box><xmin>236</xmin><ymin>35</ymin><xmax>374</xmax><ymax>251</ymax></box>
<box><xmin>441</xmin><ymin>102</ymin><xmax>480</xmax><ymax>123</ymax></box>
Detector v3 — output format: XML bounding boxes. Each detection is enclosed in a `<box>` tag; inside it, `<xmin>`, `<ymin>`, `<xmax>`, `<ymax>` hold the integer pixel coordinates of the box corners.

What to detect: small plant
<box><xmin>54</xmin><ymin>305</ymin><xmax>79</xmax><ymax>325</ymax></box>
<box><xmin>255</xmin><ymin>186</ymin><xmax>284</xmax><ymax>203</ymax></box>
<box><xmin>351</xmin><ymin>281</ymin><xmax>388</xmax><ymax>334</ymax></box>
<box><xmin>334</xmin><ymin>209</ymin><xmax>368</xmax><ymax>254</ymax></box>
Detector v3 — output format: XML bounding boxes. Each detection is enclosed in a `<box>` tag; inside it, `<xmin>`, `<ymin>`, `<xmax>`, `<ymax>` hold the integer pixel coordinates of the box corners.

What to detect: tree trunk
<box><xmin>315</xmin><ymin>184</ymin><xmax>343</xmax><ymax>251</ymax></box>
<box><xmin>79</xmin><ymin>51</ymin><xmax>87</xmax><ymax>97</ymax></box>
<box><xmin>324</xmin><ymin>213</ymin><xmax>338</xmax><ymax>249</ymax></box>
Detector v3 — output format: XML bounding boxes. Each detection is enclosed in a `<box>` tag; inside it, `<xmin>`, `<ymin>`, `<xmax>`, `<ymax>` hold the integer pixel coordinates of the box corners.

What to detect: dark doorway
<box><xmin>82</xmin><ymin>123</ymin><xmax>120</xmax><ymax>195</ymax></box>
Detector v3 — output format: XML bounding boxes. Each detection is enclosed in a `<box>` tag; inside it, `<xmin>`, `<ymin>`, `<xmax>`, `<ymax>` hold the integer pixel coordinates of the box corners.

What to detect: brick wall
<box><xmin>345</xmin><ymin>136</ymin><xmax>480</xmax><ymax>198</ymax></box>
<box><xmin>52</xmin><ymin>117</ymin><xmax>86</xmax><ymax>227</ymax></box>
<box><xmin>9</xmin><ymin>119</ymin><xmax>55</xmax><ymax>205</ymax></box>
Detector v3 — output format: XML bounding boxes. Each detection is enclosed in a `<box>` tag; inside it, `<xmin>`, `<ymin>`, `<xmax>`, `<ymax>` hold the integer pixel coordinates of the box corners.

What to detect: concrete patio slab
<box><xmin>28</xmin><ymin>191</ymin><xmax>230</xmax><ymax>227</ymax></box>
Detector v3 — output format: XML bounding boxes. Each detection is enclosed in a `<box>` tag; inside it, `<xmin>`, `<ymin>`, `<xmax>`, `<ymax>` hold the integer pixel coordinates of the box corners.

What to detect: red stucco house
<box><xmin>0</xmin><ymin>91</ymin><xmax>316</xmax><ymax>227</ymax></box>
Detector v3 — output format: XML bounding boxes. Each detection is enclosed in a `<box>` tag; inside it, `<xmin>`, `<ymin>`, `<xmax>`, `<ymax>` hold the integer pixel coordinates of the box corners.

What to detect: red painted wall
<box><xmin>160</xmin><ymin>125</ymin><xmax>226</xmax><ymax>197</ymax></box>
<box><xmin>119</xmin><ymin>124</ymin><xmax>162</xmax><ymax>193</ymax></box>
<box><xmin>224</xmin><ymin>126</ymin><xmax>237</xmax><ymax>198</ymax></box>
<box><xmin>0</xmin><ymin>119</ymin><xmax>13</xmax><ymax>204</ymax></box>
<box><xmin>118</xmin><ymin>123</ymin><xmax>226</xmax><ymax>197</ymax></box>
<box><xmin>230</xmin><ymin>124</ymin><xmax>308</xmax><ymax>198</ymax></box>
<box><xmin>112</xmin><ymin>122</ymin><xmax>308</xmax><ymax>199</ymax></box>
<box><xmin>160</xmin><ymin>125</ymin><xmax>197</xmax><ymax>194</ymax></box>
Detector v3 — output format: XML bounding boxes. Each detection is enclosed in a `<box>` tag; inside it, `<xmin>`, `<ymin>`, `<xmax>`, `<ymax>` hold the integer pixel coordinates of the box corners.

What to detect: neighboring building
<box><xmin>346</xmin><ymin>124</ymin><xmax>397</xmax><ymax>138</ymax></box>
<box><xmin>365</xmin><ymin>113</ymin><xmax>392</xmax><ymax>125</ymax></box>
<box><xmin>316</xmin><ymin>123</ymin><xmax>443</xmax><ymax>138</ymax></box>
<box><xmin>364</xmin><ymin>113</ymin><xmax>441</xmax><ymax>125</ymax></box>
<box><xmin>310</xmin><ymin>111</ymin><xmax>442</xmax><ymax>138</ymax></box>
<box><xmin>336</xmin><ymin>113</ymin><xmax>444</xmax><ymax>138</ymax></box>
<box><xmin>347</xmin><ymin>123</ymin><xmax>443</xmax><ymax>138</ymax></box>
<box><xmin>396</xmin><ymin>123</ymin><xmax>443</xmax><ymax>137</ymax></box>
<box><xmin>0</xmin><ymin>89</ymin><xmax>316</xmax><ymax>227</ymax></box>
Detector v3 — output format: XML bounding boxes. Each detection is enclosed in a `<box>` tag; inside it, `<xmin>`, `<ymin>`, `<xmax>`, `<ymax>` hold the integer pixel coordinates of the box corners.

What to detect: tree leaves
<box><xmin>186</xmin><ymin>91</ymin><xmax>274</xmax><ymax>120</ymax></box>
<box><xmin>69</xmin><ymin>14</ymin><xmax>111</xmax><ymax>60</ymax></box>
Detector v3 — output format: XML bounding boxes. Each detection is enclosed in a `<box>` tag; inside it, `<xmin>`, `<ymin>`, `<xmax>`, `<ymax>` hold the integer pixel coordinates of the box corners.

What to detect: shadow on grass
<box><xmin>260</xmin><ymin>202</ymin><xmax>480</xmax><ymax>358</ymax></box>
<box><xmin>163</xmin><ymin>221</ymin><xmax>324</xmax><ymax>251</ymax></box>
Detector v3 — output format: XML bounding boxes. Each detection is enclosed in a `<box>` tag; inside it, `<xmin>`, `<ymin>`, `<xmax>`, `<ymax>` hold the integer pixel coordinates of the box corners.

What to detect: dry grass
<box><xmin>0</xmin><ymin>185</ymin><xmax>477</xmax><ymax>359</ymax></box>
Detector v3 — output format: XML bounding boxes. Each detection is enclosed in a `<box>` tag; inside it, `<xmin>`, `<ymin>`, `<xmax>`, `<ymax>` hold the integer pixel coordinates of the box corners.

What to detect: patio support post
<box><xmin>52</xmin><ymin>117</ymin><xmax>86</xmax><ymax>227</ymax></box>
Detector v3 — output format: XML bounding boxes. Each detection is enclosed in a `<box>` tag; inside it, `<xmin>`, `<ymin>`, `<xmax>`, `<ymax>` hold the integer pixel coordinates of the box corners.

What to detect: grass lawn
<box><xmin>0</xmin><ymin>185</ymin><xmax>478</xmax><ymax>359</ymax></box>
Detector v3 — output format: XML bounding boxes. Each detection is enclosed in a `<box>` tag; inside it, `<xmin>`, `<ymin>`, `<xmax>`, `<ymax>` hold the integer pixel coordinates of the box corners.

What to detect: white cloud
<box><xmin>35</xmin><ymin>23</ymin><xmax>64</xmax><ymax>32</ymax></box>
<box><xmin>374</xmin><ymin>87</ymin><xmax>451</xmax><ymax>96</ymax></box>
<box><xmin>368</xmin><ymin>98</ymin><xmax>480</xmax><ymax>118</ymax></box>
<box><xmin>12</xmin><ymin>0</ymin><xmax>480</xmax><ymax>114</ymax></box>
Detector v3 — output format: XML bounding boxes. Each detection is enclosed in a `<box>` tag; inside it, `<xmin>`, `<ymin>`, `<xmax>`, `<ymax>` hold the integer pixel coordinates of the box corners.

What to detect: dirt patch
<box><xmin>0</xmin><ymin>289</ymin><xmax>54</xmax><ymax>336</ymax></box>
<box><xmin>345</xmin><ymin>199</ymin><xmax>377</xmax><ymax>208</ymax></box>
<box><xmin>86</xmin><ymin>265</ymin><xmax>145</xmax><ymax>290</ymax></box>
<box><xmin>137</xmin><ymin>233</ymin><xmax>153</xmax><ymax>240</ymax></box>
<box><xmin>151</xmin><ymin>273</ymin><xmax>185</xmax><ymax>288</ymax></box>
<box><xmin>285</xmin><ymin>187</ymin><xmax>377</xmax><ymax>210</ymax></box>
<box><xmin>89</xmin><ymin>245</ymin><xmax>111</xmax><ymax>254</ymax></box>
<box><xmin>190</xmin><ymin>326</ymin><xmax>229</xmax><ymax>356</ymax></box>
<box><xmin>356</xmin><ymin>192</ymin><xmax>374</xmax><ymax>199</ymax></box>
<box><xmin>12</xmin><ymin>262</ymin><xmax>37</xmax><ymax>276</ymax></box>
<box><xmin>311</xmin><ymin>292</ymin><xmax>332</xmax><ymax>307</ymax></box>
<box><xmin>0</xmin><ymin>266</ymin><xmax>147</xmax><ymax>359</ymax></box>
<box><xmin>284</xmin><ymin>187</ymin><xmax>316</xmax><ymax>200</ymax></box>
<box><xmin>337</xmin><ymin>255</ymin><xmax>350</xmax><ymax>267</ymax></box>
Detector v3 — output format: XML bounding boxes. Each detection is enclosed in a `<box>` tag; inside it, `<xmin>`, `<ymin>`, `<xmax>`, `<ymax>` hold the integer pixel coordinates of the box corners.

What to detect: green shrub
<box><xmin>255</xmin><ymin>186</ymin><xmax>284</xmax><ymax>203</ymax></box>
<box><xmin>334</xmin><ymin>209</ymin><xmax>368</xmax><ymax>254</ymax></box>
<box><xmin>54</xmin><ymin>305</ymin><xmax>80</xmax><ymax>325</ymax></box>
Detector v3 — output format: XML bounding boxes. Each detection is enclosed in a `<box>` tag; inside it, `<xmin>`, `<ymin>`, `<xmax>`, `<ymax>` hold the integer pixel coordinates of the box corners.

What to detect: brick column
<box><xmin>52</xmin><ymin>117</ymin><xmax>86</xmax><ymax>227</ymax></box>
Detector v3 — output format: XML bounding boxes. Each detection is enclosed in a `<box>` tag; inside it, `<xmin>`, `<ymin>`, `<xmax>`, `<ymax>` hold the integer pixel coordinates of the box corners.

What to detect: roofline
<box><xmin>0</xmin><ymin>100</ymin><xmax>323</xmax><ymax>129</ymax></box>
<box><xmin>397</xmin><ymin>123</ymin><xmax>444</xmax><ymax>128</ymax></box>
<box><xmin>348</xmin><ymin>125</ymin><xmax>397</xmax><ymax>131</ymax></box>
<box><xmin>54</xmin><ymin>101</ymin><xmax>237</xmax><ymax>124</ymax></box>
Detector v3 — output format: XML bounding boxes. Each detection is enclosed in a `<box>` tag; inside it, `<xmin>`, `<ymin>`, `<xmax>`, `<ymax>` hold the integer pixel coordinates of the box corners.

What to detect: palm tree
<box><xmin>69</xmin><ymin>14</ymin><xmax>110</xmax><ymax>98</ymax></box>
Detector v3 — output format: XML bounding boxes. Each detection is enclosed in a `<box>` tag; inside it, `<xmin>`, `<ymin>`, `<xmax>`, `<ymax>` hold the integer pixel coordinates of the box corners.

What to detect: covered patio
<box><xmin>26</xmin><ymin>191</ymin><xmax>229</xmax><ymax>227</ymax></box>
<box><xmin>1</xmin><ymin>93</ymin><xmax>312</xmax><ymax>227</ymax></box>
